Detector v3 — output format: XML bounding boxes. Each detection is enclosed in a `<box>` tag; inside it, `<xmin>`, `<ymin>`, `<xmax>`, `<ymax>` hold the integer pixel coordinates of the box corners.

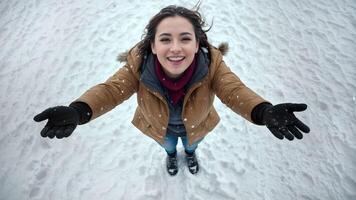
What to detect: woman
<box><xmin>34</xmin><ymin>5</ymin><xmax>310</xmax><ymax>176</ymax></box>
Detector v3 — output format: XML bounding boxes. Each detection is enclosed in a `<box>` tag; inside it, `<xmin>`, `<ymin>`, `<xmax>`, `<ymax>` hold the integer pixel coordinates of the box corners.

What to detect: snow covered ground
<box><xmin>1</xmin><ymin>0</ymin><xmax>355</xmax><ymax>199</ymax></box>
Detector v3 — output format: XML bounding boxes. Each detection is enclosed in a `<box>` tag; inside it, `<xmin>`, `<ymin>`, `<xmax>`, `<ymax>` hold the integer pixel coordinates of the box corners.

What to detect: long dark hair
<box><xmin>137</xmin><ymin>4</ymin><xmax>212</xmax><ymax>58</ymax></box>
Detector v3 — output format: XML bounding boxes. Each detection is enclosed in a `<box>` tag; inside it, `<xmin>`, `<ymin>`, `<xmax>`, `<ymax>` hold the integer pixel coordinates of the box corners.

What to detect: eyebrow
<box><xmin>158</xmin><ymin>32</ymin><xmax>193</xmax><ymax>37</ymax></box>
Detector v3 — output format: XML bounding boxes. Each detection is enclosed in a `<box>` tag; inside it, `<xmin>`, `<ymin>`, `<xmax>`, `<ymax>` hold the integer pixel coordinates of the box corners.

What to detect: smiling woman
<box><xmin>151</xmin><ymin>16</ymin><xmax>199</xmax><ymax>78</ymax></box>
<box><xmin>34</xmin><ymin>4</ymin><xmax>310</xmax><ymax>176</ymax></box>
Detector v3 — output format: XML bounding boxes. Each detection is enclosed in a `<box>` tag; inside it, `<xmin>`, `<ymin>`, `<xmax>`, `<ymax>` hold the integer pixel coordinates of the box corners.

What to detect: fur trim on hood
<box><xmin>117</xmin><ymin>51</ymin><xmax>129</xmax><ymax>63</ymax></box>
<box><xmin>217</xmin><ymin>42</ymin><xmax>229</xmax><ymax>56</ymax></box>
<box><xmin>117</xmin><ymin>42</ymin><xmax>229</xmax><ymax>63</ymax></box>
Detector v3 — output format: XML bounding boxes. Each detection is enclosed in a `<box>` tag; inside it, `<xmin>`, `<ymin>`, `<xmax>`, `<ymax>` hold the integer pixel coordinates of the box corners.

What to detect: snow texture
<box><xmin>1</xmin><ymin>0</ymin><xmax>356</xmax><ymax>199</ymax></box>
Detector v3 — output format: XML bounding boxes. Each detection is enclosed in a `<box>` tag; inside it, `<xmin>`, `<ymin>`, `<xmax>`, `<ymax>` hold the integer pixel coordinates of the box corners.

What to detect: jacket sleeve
<box><xmin>211</xmin><ymin>51</ymin><xmax>270</xmax><ymax>124</ymax></box>
<box><xmin>72</xmin><ymin>58</ymin><xmax>139</xmax><ymax>121</ymax></box>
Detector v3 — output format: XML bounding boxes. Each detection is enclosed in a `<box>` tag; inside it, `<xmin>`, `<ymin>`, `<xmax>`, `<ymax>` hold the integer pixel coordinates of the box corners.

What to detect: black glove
<box><xmin>33</xmin><ymin>102</ymin><xmax>92</xmax><ymax>139</ymax></box>
<box><xmin>34</xmin><ymin>106</ymin><xmax>80</xmax><ymax>139</ymax></box>
<box><xmin>262</xmin><ymin>103</ymin><xmax>310</xmax><ymax>140</ymax></box>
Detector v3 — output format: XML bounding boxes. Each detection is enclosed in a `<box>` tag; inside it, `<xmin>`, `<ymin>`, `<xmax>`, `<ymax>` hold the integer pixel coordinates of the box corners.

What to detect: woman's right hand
<box><xmin>34</xmin><ymin>106</ymin><xmax>80</xmax><ymax>139</ymax></box>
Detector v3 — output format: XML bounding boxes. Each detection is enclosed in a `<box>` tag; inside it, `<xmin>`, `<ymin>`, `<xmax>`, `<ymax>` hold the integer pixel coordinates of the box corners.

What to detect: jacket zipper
<box><xmin>141</xmin><ymin>84</ymin><xmax>170</xmax><ymax>137</ymax></box>
<box><xmin>182</xmin><ymin>80</ymin><xmax>204</xmax><ymax>129</ymax></box>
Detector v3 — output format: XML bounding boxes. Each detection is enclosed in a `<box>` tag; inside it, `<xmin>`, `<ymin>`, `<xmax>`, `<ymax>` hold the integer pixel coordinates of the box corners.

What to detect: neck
<box><xmin>163</xmin><ymin>69</ymin><xmax>183</xmax><ymax>80</ymax></box>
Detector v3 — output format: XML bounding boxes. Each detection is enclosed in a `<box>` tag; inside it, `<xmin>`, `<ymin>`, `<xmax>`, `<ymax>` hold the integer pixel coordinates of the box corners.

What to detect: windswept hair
<box><xmin>137</xmin><ymin>3</ymin><xmax>212</xmax><ymax>58</ymax></box>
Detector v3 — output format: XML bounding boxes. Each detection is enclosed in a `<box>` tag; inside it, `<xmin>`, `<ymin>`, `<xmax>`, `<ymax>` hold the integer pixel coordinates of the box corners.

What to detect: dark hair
<box><xmin>137</xmin><ymin>4</ymin><xmax>212</xmax><ymax>58</ymax></box>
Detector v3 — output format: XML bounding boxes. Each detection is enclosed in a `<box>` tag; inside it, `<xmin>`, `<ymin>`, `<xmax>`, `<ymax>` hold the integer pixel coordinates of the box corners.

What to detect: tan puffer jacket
<box><xmin>74</xmin><ymin>43</ymin><xmax>268</xmax><ymax>145</ymax></box>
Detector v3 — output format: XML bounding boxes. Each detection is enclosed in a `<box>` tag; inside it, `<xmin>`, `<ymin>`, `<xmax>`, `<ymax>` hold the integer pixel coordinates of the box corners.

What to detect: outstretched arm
<box><xmin>34</xmin><ymin>47</ymin><xmax>140</xmax><ymax>138</ymax></box>
<box><xmin>210</xmin><ymin>48</ymin><xmax>310</xmax><ymax>140</ymax></box>
<box><xmin>72</xmin><ymin>62</ymin><xmax>139</xmax><ymax>121</ymax></box>
<box><xmin>33</xmin><ymin>62</ymin><xmax>138</xmax><ymax>139</ymax></box>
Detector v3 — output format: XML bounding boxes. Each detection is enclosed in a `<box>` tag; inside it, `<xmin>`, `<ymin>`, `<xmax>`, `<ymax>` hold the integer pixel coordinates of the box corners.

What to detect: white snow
<box><xmin>1</xmin><ymin>0</ymin><xmax>356</xmax><ymax>200</ymax></box>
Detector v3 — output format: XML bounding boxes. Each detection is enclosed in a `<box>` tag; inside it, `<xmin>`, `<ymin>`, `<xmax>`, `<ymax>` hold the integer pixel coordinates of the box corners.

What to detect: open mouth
<box><xmin>167</xmin><ymin>56</ymin><xmax>185</xmax><ymax>62</ymax></box>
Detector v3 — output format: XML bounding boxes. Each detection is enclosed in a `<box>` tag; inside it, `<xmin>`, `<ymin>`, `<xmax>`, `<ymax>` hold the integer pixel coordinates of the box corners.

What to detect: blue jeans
<box><xmin>160</xmin><ymin>133</ymin><xmax>204</xmax><ymax>154</ymax></box>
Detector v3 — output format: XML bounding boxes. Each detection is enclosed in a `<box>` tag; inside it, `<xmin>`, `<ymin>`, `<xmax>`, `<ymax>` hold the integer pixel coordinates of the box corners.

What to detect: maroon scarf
<box><xmin>155</xmin><ymin>56</ymin><xmax>197</xmax><ymax>105</ymax></box>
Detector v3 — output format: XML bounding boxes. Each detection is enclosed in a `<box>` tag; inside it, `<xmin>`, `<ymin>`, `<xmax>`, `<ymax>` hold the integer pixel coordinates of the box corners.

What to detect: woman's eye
<box><xmin>159</xmin><ymin>38</ymin><xmax>191</xmax><ymax>42</ymax></box>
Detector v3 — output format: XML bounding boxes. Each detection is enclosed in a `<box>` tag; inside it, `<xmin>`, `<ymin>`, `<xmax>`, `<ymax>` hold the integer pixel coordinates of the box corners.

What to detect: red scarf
<box><xmin>155</xmin><ymin>56</ymin><xmax>197</xmax><ymax>105</ymax></box>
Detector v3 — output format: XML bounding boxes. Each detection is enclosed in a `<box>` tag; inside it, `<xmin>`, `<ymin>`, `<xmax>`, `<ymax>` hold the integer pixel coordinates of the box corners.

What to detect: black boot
<box><xmin>185</xmin><ymin>151</ymin><xmax>199</xmax><ymax>174</ymax></box>
<box><xmin>166</xmin><ymin>152</ymin><xmax>178</xmax><ymax>176</ymax></box>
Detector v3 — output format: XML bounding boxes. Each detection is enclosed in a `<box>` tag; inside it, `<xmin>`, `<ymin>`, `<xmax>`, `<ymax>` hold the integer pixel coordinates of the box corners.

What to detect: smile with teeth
<box><xmin>167</xmin><ymin>56</ymin><xmax>185</xmax><ymax>62</ymax></box>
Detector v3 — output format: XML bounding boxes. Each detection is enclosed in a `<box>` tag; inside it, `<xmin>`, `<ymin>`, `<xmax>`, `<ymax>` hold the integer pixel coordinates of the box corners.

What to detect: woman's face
<box><xmin>151</xmin><ymin>16</ymin><xmax>199</xmax><ymax>78</ymax></box>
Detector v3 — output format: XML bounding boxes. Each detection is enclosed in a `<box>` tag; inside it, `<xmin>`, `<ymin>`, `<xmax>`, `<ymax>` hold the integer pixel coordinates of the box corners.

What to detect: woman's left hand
<box><xmin>262</xmin><ymin>103</ymin><xmax>310</xmax><ymax>140</ymax></box>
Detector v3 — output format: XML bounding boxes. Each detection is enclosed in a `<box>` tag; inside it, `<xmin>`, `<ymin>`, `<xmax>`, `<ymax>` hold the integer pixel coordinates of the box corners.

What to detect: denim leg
<box><xmin>181</xmin><ymin>136</ymin><xmax>204</xmax><ymax>154</ymax></box>
<box><xmin>161</xmin><ymin>133</ymin><xmax>179</xmax><ymax>154</ymax></box>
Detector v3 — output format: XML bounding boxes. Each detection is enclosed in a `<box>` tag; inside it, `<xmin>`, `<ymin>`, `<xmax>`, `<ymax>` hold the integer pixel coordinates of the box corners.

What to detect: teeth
<box><xmin>168</xmin><ymin>57</ymin><xmax>184</xmax><ymax>61</ymax></box>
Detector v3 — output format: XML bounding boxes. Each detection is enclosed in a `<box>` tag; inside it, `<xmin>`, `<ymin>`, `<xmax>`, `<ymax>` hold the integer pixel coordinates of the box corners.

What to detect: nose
<box><xmin>170</xmin><ymin>41</ymin><xmax>182</xmax><ymax>53</ymax></box>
